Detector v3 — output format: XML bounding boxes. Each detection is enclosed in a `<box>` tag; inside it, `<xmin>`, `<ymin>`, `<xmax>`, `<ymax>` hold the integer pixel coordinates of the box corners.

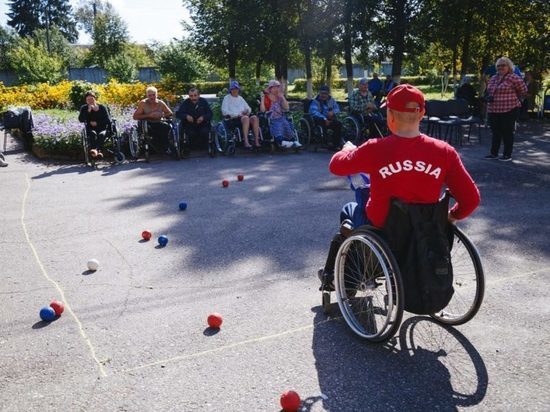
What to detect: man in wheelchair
<box><xmin>78</xmin><ymin>91</ymin><xmax>112</xmax><ymax>159</ymax></box>
<box><xmin>319</xmin><ymin>84</ymin><xmax>480</xmax><ymax>290</ymax></box>
<box><xmin>176</xmin><ymin>87</ymin><xmax>213</xmax><ymax>152</ymax></box>
<box><xmin>349</xmin><ymin>78</ymin><xmax>386</xmax><ymax>139</ymax></box>
<box><xmin>133</xmin><ymin>86</ymin><xmax>174</xmax><ymax>155</ymax></box>
<box><xmin>309</xmin><ymin>85</ymin><xmax>343</xmax><ymax>150</ymax></box>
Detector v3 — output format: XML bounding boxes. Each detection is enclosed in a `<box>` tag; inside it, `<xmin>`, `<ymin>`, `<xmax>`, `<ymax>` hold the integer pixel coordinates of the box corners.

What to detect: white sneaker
<box><xmin>292</xmin><ymin>141</ymin><xmax>302</xmax><ymax>148</ymax></box>
<box><xmin>0</xmin><ymin>158</ymin><xmax>8</xmax><ymax>167</ymax></box>
<box><xmin>281</xmin><ymin>141</ymin><xmax>293</xmax><ymax>148</ymax></box>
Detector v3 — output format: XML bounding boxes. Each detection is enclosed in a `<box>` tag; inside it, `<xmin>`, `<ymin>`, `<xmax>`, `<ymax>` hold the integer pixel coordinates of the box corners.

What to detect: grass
<box><xmin>287</xmin><ymin>84</ymin><xmax>456</xmax><ymax>102</ymax></box>
<box><xmin>35</xmin><ymin>108</ymin><xmax>79</xmax><ymax>120</ymax></box>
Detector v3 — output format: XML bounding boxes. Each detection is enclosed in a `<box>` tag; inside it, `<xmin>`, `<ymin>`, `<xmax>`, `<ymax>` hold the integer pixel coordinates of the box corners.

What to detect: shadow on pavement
<box><xmin>311</xmin><ymin>308</ymin><xmax>488</xmax><ymax>410</ymax></box>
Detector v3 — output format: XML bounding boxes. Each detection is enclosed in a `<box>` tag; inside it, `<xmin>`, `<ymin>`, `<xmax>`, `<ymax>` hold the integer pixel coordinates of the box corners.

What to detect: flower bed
<box><xmin>31</xmin><ymin>107</ymin><xmax>136</xmax><ymax>160</ymax></box>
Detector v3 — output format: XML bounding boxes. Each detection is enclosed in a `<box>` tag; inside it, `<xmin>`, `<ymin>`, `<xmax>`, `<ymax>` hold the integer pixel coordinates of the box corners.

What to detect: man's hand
<box><xmin>90</xmin><ymin>121</ymin><xmax>97</xmax><ymax>127</ymax></box>
<box><xmin>327</xmin><ymin>110</ymin><xmax>334</xmax><ymax>120</ymax></box>
<box><xmin>342</xmin><ymin>141</ymin><xmax>356</xmax><ymax>151</ymax></box>
<box><xmin>152</xmin><ymin>111</ymin><xmax>163</xmax><ymax>120</ymax></box>
<box><xmin>324</xmin><ymin>119</ymin><xmax>331</xmax><ymax>126</ymax></box>
<box><xmin>448</xmin><ymin>213</ymin><xmax>457</xmax><ymax>224</ymax></box>
<box><xmin>186</xmin><ymin>115</ymin><xmax>194</xmax><ymax>123</ymax></box>
<box><xmin>197</xmin><ymin>116</ymin><xmax>204</xmax><ymax>124</ymax></box>
<box><xmin>366</xmin><ymin>103</ymin><xmax>376</xmax><ymax>112</ymax></box>
<box><xmin>241</xmin><ymin>110</ymin><xmax>249</xmax><ymax>116</ymax></box>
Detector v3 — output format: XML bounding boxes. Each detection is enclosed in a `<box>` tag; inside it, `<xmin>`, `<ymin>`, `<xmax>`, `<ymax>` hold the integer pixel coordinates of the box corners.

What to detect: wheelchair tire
<box><xmin>343</xmin><ymin>116</ymin><xmax>361</xmax><ymax>145</ymax></box>
<box><xmin>214</xmin><ymin>123</ymin><xmax>229</xmax><ymax>154</ymax></box>
<box><xmin>114</xmin><ymin>152</ymin><xmax>125</xmax><ymax>163</ymax></box>
<box><xmin>430</xmin><ymin>225</ymin><xmax>485</xmax><ymax>326</ymax></box>
<box><xmin>171</xmin><ymin>126</ymin><xmax>181</xmax><ymax>160</ymax></box>
<box><xmin>129</xmin><ymin>127</ymin><xmax>140</xmax><ymax>159</ymax></box>
<box><xmin>299</xmin><ymin>118</ymin><xmax>311</xmax><ymax>149</ymax></box>
<box><xmin>0</xmin><ymin>152</ymin><xmax>4</xmax><ymax>161</ymax></box>
<box><xmin>81</xmin><ymin>129</ymin><xmax>89</xmax><ymax>165</ymax></box>
<box><xmin>334</xmin><ymin>228</ymin><xmax>404</xmax><ymax>342</ymax></box>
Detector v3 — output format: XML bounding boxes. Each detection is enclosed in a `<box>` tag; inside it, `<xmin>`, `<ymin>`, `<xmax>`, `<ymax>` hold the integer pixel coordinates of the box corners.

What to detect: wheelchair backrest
<box><xmin>302</xmin><ymin>98</ymin><xmax>313</xmax><ymax>113</ymax></box>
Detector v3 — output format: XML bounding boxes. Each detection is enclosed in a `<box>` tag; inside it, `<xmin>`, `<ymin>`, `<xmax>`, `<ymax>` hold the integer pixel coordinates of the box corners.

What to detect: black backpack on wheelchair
<box><xmin>382</xmin><ymin>193</ymin><xmax>454</xmax><ymax>314</ymax></box>
<box><xmin>2</xmin><ymin>108</ymin><xmax>34</xmax><ymax>150</ymax></box>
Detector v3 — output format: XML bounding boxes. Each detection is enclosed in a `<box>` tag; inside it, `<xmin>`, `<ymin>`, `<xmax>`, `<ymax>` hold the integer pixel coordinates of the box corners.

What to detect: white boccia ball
<box><xmin>87</xmin><ymin>259</ymin><xmax>99</xmax><ymax>271</ymax></box>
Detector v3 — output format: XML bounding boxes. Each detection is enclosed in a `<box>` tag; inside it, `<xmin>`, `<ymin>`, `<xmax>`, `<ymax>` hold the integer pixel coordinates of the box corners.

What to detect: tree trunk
<box><xmin>452</xmin><ymin>46</ymin><xmax>458</xmax><ymax>93</ymax></box>
<box><xmin>281</xmin><ymin>54</ymin><xmax>288</xmax><ymax>96</ymax></box>
<box><xmin>343</xmin><ymin>26</ymin><xmax>354</xmax><ymax>99</ymax></box>
<box><xmin>228</xmin><ymin>43</ymin><xmax>237</xmax><ymax>81</ymax></box>
<box><xmin>304</xmin><ymin>43</ymin><xmax>313</xmax><ymax>99</ymax></box>
<box><xmin>459</xmin><ymin>2</ymin><xmax>474</xmax><ymax>78</ymax></box>
<box><xmin>325</xmin><ymin>55</ymin><xmax>332</xmax><ymax>87</ymax></box>
<box><xmin>255</xmin><ymin>59</ymin><xmax>262</xmax><ymax>85</ymax></box>
<box><xmin>390</xmin><ymin>0</ymin><xmax>406</xmax><ymax>84</ymax></box>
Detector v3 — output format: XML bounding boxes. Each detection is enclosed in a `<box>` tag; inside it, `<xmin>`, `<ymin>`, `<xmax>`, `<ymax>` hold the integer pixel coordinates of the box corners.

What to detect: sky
<box><xmin>0</xmin><ymin>0</ymin><xmax>191</xmax><ymax>44</ymax></box>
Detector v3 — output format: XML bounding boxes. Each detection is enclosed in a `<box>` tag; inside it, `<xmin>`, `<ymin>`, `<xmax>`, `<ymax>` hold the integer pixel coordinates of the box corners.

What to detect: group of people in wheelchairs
<box><xmin>78</xmin><ymin>77</ymin><xmax>393</xmax><ymax>166</ymax></box>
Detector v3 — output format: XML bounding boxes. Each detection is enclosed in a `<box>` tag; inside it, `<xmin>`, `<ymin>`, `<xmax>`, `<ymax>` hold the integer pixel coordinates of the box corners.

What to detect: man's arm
<box><xmin>78</xmin><ymin>105</ymin><xmax>88</xmax><ymax>123</ymax></box>
<box><xmin>332</xmin><ymin>99</ymin><xmax>341</xmax><ymax>114</ymax></box>
<box><xmin>445</xmin><ymin>149</ymin><xmax>480</xmax><ymax>220</ymax></box>
<box><xmin>203</xmin><ymin>99</ymin><xmax>213</xmax><ymax>122</ymax></box>
<box><xmin>133</xmin><ymin>101</ymin><xmax>150</xmax><ymax>121</ymax></box>
<box><xmin>161</xmin><ymin>101</ymin><xmax>173</xmax><ymax>118</ymax></box>
<box><xmin>309</xmin><ymin>100</ymin><xmax>325</xmax><ymax>120</ymax></box>
<box><xmin>175</xmin><ymin>100</ymin><xmax>188</xmax><ymax>120</ymax></box>
<box><xmin>329</xmin><ymin>140</ymin><xmax>375</xmax><ymax>176</ymax></box>
<box><xmin>349</xmin><ymin>91</ymin><xmax>360</xmax><ymax>112</ymax></box>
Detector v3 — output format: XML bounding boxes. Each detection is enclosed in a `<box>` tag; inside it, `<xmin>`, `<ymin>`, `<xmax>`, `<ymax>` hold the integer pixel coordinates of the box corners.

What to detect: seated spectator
<box><xmin>309</xmin><ymin>85</ymin><xmax>342</xmax><ymax>149</ymax></box>
<box><xmin>349</xmin><ymin>78</ymin><xmax>385</xmax><ymax>138</ymax></box>
<box><xmin>133</xmin><ymin>86</ymin><xmax>173</xmax><ymax>155</ymax></box>
<box><xmin>221</xmin><ymin>81</ymin><xmax>260</xmax><ymax>148</ymax></box>
<box><xmin>176</xmin><ymin>87</ymin><xmax>213</xmax><ymax>150</ymax></box>
<box><xmin>260</xmin><ymin>80</ymin><xmax>302</xmax><ymax>149</ymax></box>
<box><xmin>383</xmin><ymin>75</ymin><xmax>397</xmax><ymax>96</ymax></box>
<box><xmin>456</xmin><ymin>76</ymin><xmax>478</xmax><ymax>114</ymax></box>
<box><xmin>78</xmin><ymin>91</ymin><xmax>111</xmax><ymax>159</ymax></box>
<box><xmin>368</xmin><ymin>73</ymin><xmax>384</xmax><ymax>105</ymax></box>
<box><xmin>520</xmin><ymin>71</ymin><xmax>540</xmax><ymax>120</ymax></box>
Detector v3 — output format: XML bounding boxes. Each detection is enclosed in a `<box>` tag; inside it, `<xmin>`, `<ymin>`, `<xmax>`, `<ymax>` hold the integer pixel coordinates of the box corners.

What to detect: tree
<box><xmin>8</xmin><ymin>36</ymin><xmax>64</xmax><ymax>83</ymax></box>
<box><xmin>0</xmin><ymin>26</ymin><xmax>17</xmax><ymax>70</ymax></box>
<box><xmin>153</xmin><ymin>40</ymin><xmax>210</xmax><ymax>83</ymax></box>
<box><xmin>75</xmin><ymin>0</ymin><xmax>118</xmax><ymax>35</ymax></box>
<box><xmin>87</xmin><ymin>11</ymin><xmax>129</xmax><ymax>67</ymax></box>
<box><xmin>7</xmin><ymin>0</ymin><xmax>78</xmax><ymax>43</ymax></box>
<box><xmin>105</xmin><ymin>53</ymin><xmax>137</xmax><ymax>83</ymax></box>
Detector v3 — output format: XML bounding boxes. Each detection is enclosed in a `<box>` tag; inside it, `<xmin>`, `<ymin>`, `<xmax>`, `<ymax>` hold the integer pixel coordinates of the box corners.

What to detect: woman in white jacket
<box><xmin>221</xmin><ymin>81</ymin><xmax>261</xmax><ymax>148</ymax></box>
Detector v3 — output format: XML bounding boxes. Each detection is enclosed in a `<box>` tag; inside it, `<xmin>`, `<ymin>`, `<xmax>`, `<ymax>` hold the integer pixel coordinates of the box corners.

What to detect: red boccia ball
<box><xmin>207</xmin><ymin>313</ymin><xmax>223</xmax><ymax>329</ymax></box>
<box><xmin>49</xmin><ymin>300</ymin><xmax>65</xmax><ymax>316</ymax></box>
<box><xmin>237</xmin><ymin>175</ymin><xmax>244</xmax><ymax>181</ymax></box>
<box><xmin>222</xmin><ymin>180</ymin><xmax>229</xmax><ymax>188</ymax></box>
<box><xmin>142</xmin><ymin>230</ymin><xmax>152</xmax><ymax>241</ymax></box>
<box><xmin>280</xmin><ymin>390</ymin><xmax>301</xmax><ymax>412</ymax></box>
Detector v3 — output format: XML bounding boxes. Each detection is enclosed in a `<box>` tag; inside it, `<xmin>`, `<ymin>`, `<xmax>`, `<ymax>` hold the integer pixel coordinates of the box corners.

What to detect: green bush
<box><xmin>159</xmin><ymin>78</ymin><xmax>228</xmax><ymax>96</ymax></box>
<box><xmin>292</xmin><ymin>76</ymin><xmax>433</xmax><ymax>92</ymax></box>
<box><xmin>69</xmin><ymin>81</ymin><xmax>97</xmax><ymax>109</ymax></box>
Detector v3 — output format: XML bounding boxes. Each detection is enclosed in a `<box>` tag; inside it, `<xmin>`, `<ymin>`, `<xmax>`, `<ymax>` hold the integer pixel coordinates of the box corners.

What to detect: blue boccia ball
<box><xmin>179</xmin><ymin>201</ymin><xmax>187</xmax><ymax>211</ymax></box>
<box><xmin>39</xmin><ymin>306</ymin><xmax>56</xmax><ymax>322</ymax></box>
<box><xmin>158</xmin><ymin>235</ymin><xmax>169</xmax><ymax>247</ymax></box>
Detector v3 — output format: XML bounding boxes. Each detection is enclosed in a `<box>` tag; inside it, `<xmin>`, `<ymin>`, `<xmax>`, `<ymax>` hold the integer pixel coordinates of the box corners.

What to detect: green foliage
<box><xmin>69</xmin><ymin>81</ymin><xmax>96</xmax><ymax>109</ymax></box>
<box><xmin>153</xmin><ymin>40</ymin><xmax>209</xmax><ymax>83</ymax></box>
<box><xmin>0</xmin><ymin>25</ymin><xmax>17</xmax><ymax>70</ymax></box>
<box><xmin>87</xmin><ymin>11</ymin><xmax>129</xmax><ymax>67</ymax></box>
<box><xmin>7</xmin><ymin>37</ymin><xmax>64</xmax><ymax>83</ymax></box>
<box><xmin>7</xmin><ymin>0</ymin><xmax>78</xmax><ymax>42</ymax></box>
<box><xmin>105</xmin><ymin>53</ymin><xmax>137</xmax><ymax>83</ymax></box>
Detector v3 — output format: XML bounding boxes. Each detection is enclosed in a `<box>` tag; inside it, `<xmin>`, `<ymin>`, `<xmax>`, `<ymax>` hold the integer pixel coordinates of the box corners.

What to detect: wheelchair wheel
<box><xmin>299</xmin><ymin>118</ymin><xmax>311</xmax><ymax>149</ymax></box>
<box><xmin>81</xmin><ymin>129</ymin><xmax>95</xmax><ymax>167</ymax></box>
<box><xmin>334</xmin><ymin>229</ymin><xmax>404</xmax><ymax>342</ymax></box>
<box><xmin>430</xmin><ymin>226</ymin><xmax>485</xmax><ymax>326</ymax></box>
<box><xmin>128</xmin><ymin>127</ymin><xmax>140</xmax><ymax>159</ymax></box>
<box><xmin>343</xmin><ymin>116</ymin><xmax>361</xmax><ymax>145</ymax></box>
<box><xmin>114</xmin><ymin>152</ymin><xmax>125</xmax><ymax>163</ymax></box>
<box><xmin>171</xmin><ymin>126</ymin><xmax>181</xmax><ymax>160</ymax></box>
<box><xmin>214</xmin><ymin>123</ymin><xmax>229</xmax><ymax>154</ymax></box>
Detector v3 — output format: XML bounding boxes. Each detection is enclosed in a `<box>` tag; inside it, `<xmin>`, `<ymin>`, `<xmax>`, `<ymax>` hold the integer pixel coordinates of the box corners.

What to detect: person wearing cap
<box><xmin>368</xmin><ymin>73</ymin><xmax>383</xmax><ymax>105</ymax></box>
<box><xmin>176</xmin><ymin>87</ymin><xmax>213</xmax><ymax>152</ymax></box>
<box><xmin>318</xmin><ymin>84</ymin><xmax>480</xmax><ymax>286</ymax></box>
<box><xmin>309</xmin><ymin>85</ymin><xmax>342</xmax><ymax>149</ymax></box>
<box><xmin>221</xmin><ymin>81</ymin><xmax>260</xmax><ymax>148</ymax></box>
<box><xmin>133</xmin><ymin>86</ymin><xmax>174</xmax><ymax>155</ymax></box>
<box><xmin>349</xmin><ymin>78</ymin><xmax>385</xmax><ymax>138</ymax></box>
<box><xmin>260</xmin><ymin>80</ymin><xmax>302</xmax><ymax>149</ymax></box>
<box><xmin>78</xmin><ymin>90</ymin><xmax>112</xmax><ymax>159</ymax></box>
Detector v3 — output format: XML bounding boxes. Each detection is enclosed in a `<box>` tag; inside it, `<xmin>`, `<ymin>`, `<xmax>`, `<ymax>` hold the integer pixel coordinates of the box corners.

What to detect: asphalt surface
<box><xmin>1</xmin><ymin>121</ymin><xmax>549</xmax><ymax>411</ymax></box>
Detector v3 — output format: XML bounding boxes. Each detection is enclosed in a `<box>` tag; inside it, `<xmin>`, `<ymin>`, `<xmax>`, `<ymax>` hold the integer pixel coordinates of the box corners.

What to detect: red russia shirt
<box><xmin>329</xmin><ymin>134</ymin><xmax>480</xmax><ymax>228</ymax></box>
<box><xmin>487</xmin><ymin>73</ymin><xmax>527</xmax><ymax>113</ymax></box>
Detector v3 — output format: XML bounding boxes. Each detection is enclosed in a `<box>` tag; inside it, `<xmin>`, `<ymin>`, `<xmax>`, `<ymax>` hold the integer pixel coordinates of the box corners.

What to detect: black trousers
<box><xmin>183</xmin><ymin>124</ymin><xmax>210</xmax><ymax>149</ymax></box>
<box><xmin>488</xmin><ymin>108</ymin><xmax>518</xmax><ymax>157</ymax></box>
<box><xmin>86</xmin><ymin>127</ymin><xmax>107</xmax><ymax>151</ymax></box>
<box><xmin>314</xmin><ymin>118</ymin><xmax>342</xmax><ymax>147</ymax></box>
<box><xmin>147</xmin><ymin>121</ymin><xmax>171</xmax><ymax>151</ymax></box>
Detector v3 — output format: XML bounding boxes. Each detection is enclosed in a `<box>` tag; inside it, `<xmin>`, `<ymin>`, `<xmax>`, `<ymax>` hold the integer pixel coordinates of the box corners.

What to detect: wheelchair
<box><xmin>214</xmin><ymin>116</ymin><xmax>264</xmax><ymax>156</ymax></box>
<box><xmin>81</xmin><ymin>115</ymin><xmax>125</xmax><ymax>168</ymax></box>
<box><xmin>177</xmin><ymin>120</ymin><xmax>217</xmax><ymax>158</ymax></box>
<box><xmin>128</xmin><ymin>119</ymin><xmax>179</xmax><ymax>162</ymax></box>
<box><xmin>258</xmin><ymin>111</ymin><xmax>303</xmax><ymax>152</ymax></box>
<box><xmin>321</xmin><ymin>175</ymin><xmax>485</xmax><ymax>343</ymax></box>
<box><xmin>342</xmin><ymin>111</ymin><xmax>387</xmax><ymax>145</ymax></box>
<box><xmin>299</xmin><ymin>99</ymin><xmax>346</xmax><ymax>151</ymax></box>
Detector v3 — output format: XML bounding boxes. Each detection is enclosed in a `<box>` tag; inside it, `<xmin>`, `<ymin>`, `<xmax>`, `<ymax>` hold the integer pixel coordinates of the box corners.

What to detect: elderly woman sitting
<box><xmin>260</xmin><ymin>80</ymin><xmax>301</xmax><ymax>149</ymax></box>
<box><xmin>78</xmin><ymin>91</ymin><xmax>112</xmax><ymax>158</ymax></box>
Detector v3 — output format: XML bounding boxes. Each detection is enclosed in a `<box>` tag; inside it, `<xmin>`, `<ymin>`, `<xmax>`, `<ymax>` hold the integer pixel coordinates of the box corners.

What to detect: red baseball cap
<box><xmin>383</xmin><ymin>84</ymin><xmax>425</xmax><ymax>113</ymax></box>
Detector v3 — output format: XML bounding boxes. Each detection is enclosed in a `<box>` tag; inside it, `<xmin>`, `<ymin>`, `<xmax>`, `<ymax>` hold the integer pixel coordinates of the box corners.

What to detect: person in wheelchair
<box><xmin>349</xmin><ymin>78</ymin><xmax>386</xmax><ymax>139</ymax></box>
<box><xmin>133</xmin><ymin>86</ymin><xmax>174</xmax><ymax>155</ymax></box>
<box><xmin>221</xmin><ymin>81</ymin><xmax>261</xmax><ymax>149</ymax></box>
<box><xmin>309</xmin><ymin>85</ymin><xmax>343</xmax><ymax>150</ymax></box>
<box><xmin>319</xmin><ymin>84</ymin><xmax>481</xmax><ymax>288</ymax></box>
<box><xmin>259</xmin><ymin>80</ymin><xmax>302</xmax><ymax>149</ymax></box>
<box><xmin>176</xmin><ymin>87</ymin><xmax>213</xmax><ymax>151</ymax></box>
<box><xmin>78</xmin><ymin>91</ymin><xmax>112</xmax><ymax>159</ymax></box>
